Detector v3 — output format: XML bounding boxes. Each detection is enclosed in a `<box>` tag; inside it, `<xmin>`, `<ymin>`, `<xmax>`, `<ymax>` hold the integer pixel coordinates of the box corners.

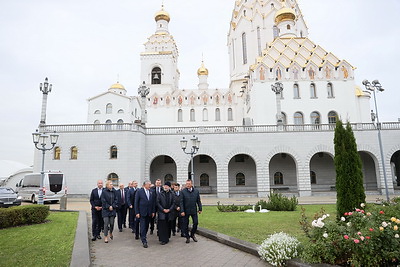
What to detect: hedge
<box><xmin>0</xmin><ymin>205</ymin><xmax>50</xmax><ymax>228</ymax></box>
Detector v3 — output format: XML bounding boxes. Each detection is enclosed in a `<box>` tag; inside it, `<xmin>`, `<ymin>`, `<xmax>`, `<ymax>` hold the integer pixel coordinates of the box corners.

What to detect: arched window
<box><xmin>94</xmin><ymin>120</ymin><xmax>100</xmax><ymax>124</ymax></box>
<box><xmin>178</xmin><ymin>109</ymin><xmax>183</xmax><ymax>122</ymax></box>
<box><xmin>70</xmin><ymin>146</ymin><xmax>78</xmax><ymax>160</ymax></box>
<box><xmin>106</xmin><ymin>103</ymin><xmax>112</xmax><ymax>114</ymax></box>
<box><xmin>107</xmin><ymin>173</ymin><xmax>119</xmax><ymax>187</ymax></box>
<box><xmin>257</xmin><ymin>27</ymin><xmax>262</xmax><ymax>57</ymax></box>
<box><xmin>200</xmin><ymin>173</ymin><xmax>210</xmax><ymax>187</ymax></box>
<box><xmin>311</xmin><ymin>112</ymin><xmax>321</xmax><ymax>124</ymax></box>
<box><xmin>274</xmin><ymin>172</ymin><xmax>284</xmax><ymax>185</ymax></box>
<box><xmin>327</xmin><ymin>83</ymin><xmax>334</xmax><ymax>98</ymax></box>
<box><xmin>164</xmin><ymin>174</ymin><xmax>174</xmax><ymax>182</ymax></box>
<box><xmin>105</xmin><ymin>119</ymin><xmax>112</xmax><ymax>130</ymax></box>
<box><xmin>310</xmin><ymin>171</ymin><xmax>317</xmax><ymax>184</ymax></box>
<box><xmin>242</xmin><ymin>32</ymin><xmax>247</xmax><ymax>64</ymax></box>
<box><xmin>294</xmin><ymin>112</ymin><xmax>304</xmax><ymax>125</ymax></box>
<box><xmin>310</xmin><ymin>83</ymin><xmax>317</xmax><ymax>98</ymax></box>
<box><xmin>94</xmin><ymin>110</ymin><xmax>100</xmax><ymax>114</ymax></box>
<box><xmin>202</xmin><ymin>108</ymin><xmax>208</xmax><ymax>121</ymax></box>
<box><xmin>117</xmin><ymin>119</ymin><xmax>123</xmax><ymax>129</ymax></box>
<box><xmin>117</xmin><ymin>109</ymin><xmax>124</xmax><ymax>114</ymax></box>
<box><xmin>117</xmin><ymin>119</ymin><xmax>123</xmax><ymax>123</ymax></box>
<box><xmin>54</xmin><ymin>147</ymin><xmax>61</xmax><ymax>160</ymax></box>
<box><xmin>236</xmin><ymin>173</ymin><xmax>245</xmax><ymax>186</ymax></box>
<box><xmin>287</xmin><ymin>24</ymin><xmax>291</xmax><ymax>30</ymax></box>
<box><xmin>293</xmin><ymin>83</ymin><xmax>300</xmax><ymax>98</ymax></box>
<box><xmin>215</xmin><ymin>108</ymin><xmax>221</xmax><ymax>121</ymax></box>
<box><xmin>281</xmin><ymin>112</ymin><xmax>287</xmax><ymax>125</ymax></box>
<box><xmin>328</xmin><ymin>111</ymin><xmax>338</xmax><ymax>124</ymax></box>
<box><xmin>190</xmin><ymin>109</ymin><xmax>195</xmax><ymax>122</ymax></box>
<box><xmin>151</xmin><ymin>67</ymin><xmax>162</xmax><ymax>84</ymax></box>
<box><xmin>228</xmin><ymin>108</ymin><xmax>233</xmax><ymax>121</ymax></box>
<box><xmin>110</xmin><ymin>145</ymin><xmax>118</xmax><ymax>159</ymax></box>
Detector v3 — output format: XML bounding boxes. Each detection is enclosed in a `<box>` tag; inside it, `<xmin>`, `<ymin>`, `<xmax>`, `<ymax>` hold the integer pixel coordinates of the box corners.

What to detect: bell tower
<box><xmin>140</xmin><ymin>5</ymin><xmax>180</xmax><ymax>94</ymax></box>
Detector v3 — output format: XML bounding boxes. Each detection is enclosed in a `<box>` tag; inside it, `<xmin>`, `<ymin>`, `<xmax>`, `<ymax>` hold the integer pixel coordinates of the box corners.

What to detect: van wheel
<box><xmin>31</xmin><ymin>195</ymin><xmax>36</xmax><ymax>204</ymax></box>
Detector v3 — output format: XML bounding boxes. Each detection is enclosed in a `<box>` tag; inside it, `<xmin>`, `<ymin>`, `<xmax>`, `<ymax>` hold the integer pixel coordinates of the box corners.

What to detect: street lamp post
<box><xmin>39</xmin><ymin>77</ymin><xmax>53</xmax><ymax>126</ymax></box>
<box><xmin>362</xmin><ymin>79</ymin><xmax>390</xmax><ymax>201</ymax></box>
<box><xmin>180</xmin><ymin>136</ymin><xmax>200</xmax><ymax>186</ymax></box>
<box><xmin>32</xmin><ymin>130</ymin><xmax>59</xmax><ymax>205</ymax></box>
<box><xmin>138</xmin><ymin>81</ymin><xmax>150</xmax><ymax>124</ymax></box>
<box><xmin>271</xmin><ymin>81</ymin><xmax>284</xmax><ymax>125</ymax></box>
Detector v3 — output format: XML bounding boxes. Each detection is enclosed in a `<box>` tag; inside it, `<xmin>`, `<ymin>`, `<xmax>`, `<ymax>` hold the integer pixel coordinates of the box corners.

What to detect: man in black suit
<box><xmin>127</xmin><ymin>180</ymin><xmax>139</xmax><ymax>238</ymax></box>
<box><xmin>116</xmin><ymin>183</ymin><xmax>128</xmax><ymax>232</ymax></box>
<box><xmin>90</xmin><ymin>180</ymin><xmax>104</xmax><ymax>241</ymax></box>
<box><xmin>149</xmin><ymin>179</ymin><xmax>163</xmax><ymax>235</ymax></box>
<box><xmin>180</xmin><ymin>179</ymin><xmax>202</xmax><ymax>244</ymax></box>
<box><xmin>170</xmin><ymin>183</ymin><xmax>182</xmax><ymax>236</ymax></box>
<box><xmin>135</xmin><ymin>180</ymin><xmax>155</xmax><ymax>248</ymax></box>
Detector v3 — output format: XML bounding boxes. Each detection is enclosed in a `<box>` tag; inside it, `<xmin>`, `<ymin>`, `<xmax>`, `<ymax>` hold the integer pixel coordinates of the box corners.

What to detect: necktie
<box><xmin>146</xmin><ymin>189</ymin><xmax>149</xmax><ymax>200</ymax></box>
<box><xmin>122</xmin><ymin>190</ymin><xmax>125</xmax><ymax>204</ymax></box>
<box><xmin>98</xmin><ymin>189</ymin><xmax>102</xmax><ymax>198</ymax></box>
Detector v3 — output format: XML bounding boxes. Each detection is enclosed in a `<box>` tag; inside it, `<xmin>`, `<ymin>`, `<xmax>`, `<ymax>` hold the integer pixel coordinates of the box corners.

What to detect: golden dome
<box><xmin>197</xmin><ymin>62</ymin><xmax>209</xmax><ymax>76</ymax></box>
<box><xmin>274</xmin><ymin>7</ymin><xmax>296</xmax><ymax>24</ymax></box>
<box><xmin>110</xmin><ymin>82</ymin><xmax>125</xmax><ymax>90</ymax></box>
<box><xmin>155</xmin><ymin>6</ymin><xmax>170</xmax><ymax>22</ymax></box>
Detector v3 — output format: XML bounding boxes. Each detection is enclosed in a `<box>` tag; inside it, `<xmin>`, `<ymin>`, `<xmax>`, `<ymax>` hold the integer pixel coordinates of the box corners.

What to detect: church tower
<box><xmin>227</xmin><ymin>0</ymin><xmax>308</xmax><ymax>91</ymax></box>
<box><xmin>197</xmin><ymin>61</ymin><xmax>209</xmax><ymax>90</ymax></box>
<box><xmin>140</xmin><ymin>5</ymin><xmax>180</xmax><ymax>94</ymax></box>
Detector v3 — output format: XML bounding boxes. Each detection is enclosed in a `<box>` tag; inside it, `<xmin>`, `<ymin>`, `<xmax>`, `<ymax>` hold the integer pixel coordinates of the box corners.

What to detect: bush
<box><xmin>216</xmin><ymin>201</ymin><xmax>251</xmax><ymax>212</ymax></box>
<box><xmin>0</xmin><ymin>205</ymin><xmax>50</xmax><ymax>228</ymax></box>
<box><xmin>258</xmin><ymin>232</ymin><xmax>300</xmax><ymax>266</ymax></box>
<box><xmin>257</xmin><ymin>191</ymin><xmax>298</xmax><ymax>211</ymax></box>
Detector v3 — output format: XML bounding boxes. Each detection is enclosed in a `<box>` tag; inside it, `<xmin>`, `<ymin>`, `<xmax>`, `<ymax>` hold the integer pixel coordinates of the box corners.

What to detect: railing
<box><xmin>40</xmin><ymin>122</ymin><xmax>400</xmax><ymax>135</ymax></box>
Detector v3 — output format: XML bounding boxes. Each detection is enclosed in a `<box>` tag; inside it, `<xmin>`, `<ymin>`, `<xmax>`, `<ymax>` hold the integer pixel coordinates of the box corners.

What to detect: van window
<box><xmin>49</xmin><ymin>174</ymin><xmax>63</xmax><ymax>193</ymax></box>
<box><xmin>23</xmin><ymin>175</ymin><xmax>40</xmax><ymax>187</ymax></box>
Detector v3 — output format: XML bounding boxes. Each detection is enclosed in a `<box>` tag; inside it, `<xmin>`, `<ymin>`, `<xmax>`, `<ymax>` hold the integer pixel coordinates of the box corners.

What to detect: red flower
<box><xmin>380</xmin><ymin>211</ymin><xmax>385</xmax><ymax>214</ymax></box>
<box><xmin>349</xmin><ymin>212</ymin><xmax>353</xmax><ymax>216</ymax></box>
<box><xmin>344</xmin><ymin>235</ymin><xmax>349</xmax><ymax>240</ymax></box>
<box><xmin>369</xmin><ymin>228</ymin><xmax>374</xmax><ymax>232</ymax></box>
<box><xmin>344</xmin><ymin>212</ymin><xmax>349</xmax><ymax>216</ymax></box>
<box><xmin>354</xmin><ymin>239</ymin><xmax>360</xmax><ymax>244</ymax></box>
<box><xmin>366</xmin><ymin>236</ymin><xmax>371</xmax><ymax>239</ymax></box>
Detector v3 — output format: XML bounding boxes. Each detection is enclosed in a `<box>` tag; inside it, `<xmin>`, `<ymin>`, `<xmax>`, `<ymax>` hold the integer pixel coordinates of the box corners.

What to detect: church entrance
<box><xmin>358</xmin><ymin>151</ymin><xmax>378</xmax><ymax>191</ymax></box>
<box><xmin>309</xmin><ymin>152</ymin><xmax>335</xmax><ymax>192</ymax></box>
<box><xmin>269</xmin><ymin>153</ymin><xmax>298</xmax><ymax>193</ymax></box>
<box><xmin>187</xmin><ymin>155</ymin><xmax>217</xmax><ymax>194</ymax></box>
<box><xmin>228</xmin><ymin>154</ymin><xmax>257</xmax><ymax>195</ymax></box>
<box><xmin>149</xmin><ymin>155</ymin><xmax>177</xmax><ymax>184</ymax></box>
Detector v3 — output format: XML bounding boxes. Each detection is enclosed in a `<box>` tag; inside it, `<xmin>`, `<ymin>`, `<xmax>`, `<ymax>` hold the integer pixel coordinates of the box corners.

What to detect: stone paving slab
<box><xmin>90</xmin><ymin>228</ymin><xmax>267</xmax><ymax>267</ymax></box>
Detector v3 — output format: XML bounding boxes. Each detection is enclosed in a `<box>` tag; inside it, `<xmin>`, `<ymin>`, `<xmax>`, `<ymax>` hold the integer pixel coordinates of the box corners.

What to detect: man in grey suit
<box><xmin>180</xmin><ymin>179</ymin><xmax>202</xmax><ymax>244</ymax></box>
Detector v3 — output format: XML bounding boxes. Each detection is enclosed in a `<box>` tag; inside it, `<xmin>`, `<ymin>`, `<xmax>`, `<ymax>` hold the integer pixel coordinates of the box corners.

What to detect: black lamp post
<box><xmin>180</xmin><ymin>136</ymin><xmax>200</xmax><ymax>185</ymax></box>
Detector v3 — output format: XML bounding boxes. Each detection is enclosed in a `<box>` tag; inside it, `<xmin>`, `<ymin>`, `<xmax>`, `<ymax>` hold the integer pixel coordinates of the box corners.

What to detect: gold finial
<box><xmin>155</xmin><ymin>2</ymin><xmax>170</xmax><ymax>22</ymax></box>
<box><xmin>197</xmin><ymin>57</ymin><xmax>209</xmax><ymax>76</ymax></box>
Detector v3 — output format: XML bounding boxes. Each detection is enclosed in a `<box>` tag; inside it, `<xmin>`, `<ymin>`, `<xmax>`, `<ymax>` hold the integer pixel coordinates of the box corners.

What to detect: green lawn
<box><xmin>0</xmin><ymin>211</ymin><xmax>78</xmax><ymax>267</ymax></box>
<box><xmin>199</xmin><ymin>204</ymin><xmax>336</xmax><ymax>244</ymax></box>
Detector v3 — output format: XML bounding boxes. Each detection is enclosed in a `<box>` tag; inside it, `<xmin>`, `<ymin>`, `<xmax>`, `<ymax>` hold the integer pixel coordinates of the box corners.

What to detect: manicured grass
<box><xmin>199</xmin><ymin>204</ymin><xmax>336</xmax><ymax>244</ymax></box>
<box><xmin>0</xmin><ymin>211</ymin><xmax>78</xmax><ymax>267</ymax></box>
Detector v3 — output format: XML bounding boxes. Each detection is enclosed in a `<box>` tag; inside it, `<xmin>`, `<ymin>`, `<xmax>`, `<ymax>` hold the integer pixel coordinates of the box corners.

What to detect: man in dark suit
<box><xmin>135</xmin><ymin>180</ymin><xmax>155</xmax><ymax>248</ymax></box>
<box><xmin>170</xmin><ymin>183</ymin><xmax>182</xmax><ymax>236</ymax></box>
<box><xmin>149</xmin><ymin>179</ymin><xmax>163</xmax><ymax>235</ymax></box>
<box><xmin>116</xmin><ymin>183</ymin><xmax>128</xmax><ymax>232</ymax></box>
<box><xmin>127</xmin><ymin>180</ymin><xmax>139</xmax><ymax>238</ymax></box>
<box><xmin>90</xmin><ymin>180</ymin><xmax>104</xmax><ymax>241</ymax></box>
<box><xmin>180</xmin><ymin>179</ymin><xmax>202</xmax><ymax>244</ymax></box>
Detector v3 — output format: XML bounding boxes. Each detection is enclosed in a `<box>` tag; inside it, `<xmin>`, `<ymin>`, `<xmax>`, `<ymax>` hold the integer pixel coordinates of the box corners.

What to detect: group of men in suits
<box><xmin>90</xmin><ymin>178</ymin><xmax>202</xmax><ymax>248</ymax></box>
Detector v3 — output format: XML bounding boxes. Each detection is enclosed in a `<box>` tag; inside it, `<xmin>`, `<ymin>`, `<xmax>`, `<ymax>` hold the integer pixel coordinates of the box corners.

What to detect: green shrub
<box><xmin>0</xmin><ymin>205</ymin><xmax>50</xmax><ymax>228</ymax></box>
<box><xmin>216</xmin><ymin>201</ymin><xmax>251</xmax><ymax>212</ymax></box>
<box><xmin>257</xmin><ymin>191</ymin><xmax>298</xmax><ymax>211</ymax></box>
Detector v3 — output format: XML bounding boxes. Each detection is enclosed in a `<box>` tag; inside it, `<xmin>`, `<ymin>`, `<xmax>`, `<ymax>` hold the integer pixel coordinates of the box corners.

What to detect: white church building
<box><xmin>35</xmin><ymin>0</ymin><xmax>400</xmax><ymax>198</ymax></box>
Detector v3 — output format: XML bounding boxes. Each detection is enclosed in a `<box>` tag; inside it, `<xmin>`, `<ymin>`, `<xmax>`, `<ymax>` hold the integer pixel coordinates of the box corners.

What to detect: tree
<box><xmin>334</xmin><ymin>120</ymin><xmax>366</xmax><ymax>217</ymax></box>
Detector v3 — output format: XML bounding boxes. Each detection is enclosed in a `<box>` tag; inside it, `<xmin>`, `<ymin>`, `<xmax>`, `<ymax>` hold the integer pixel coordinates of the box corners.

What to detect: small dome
<box><xmin>110</xmin><ymin>82</ymin><xmax>125</xmax><ymax>90</ymax></box>
<box><xmin>155</xmin><ymin>6</ymin><xmax>170</xmax><ymax>22</ymax></box>
<box><xmin>197</xmin><ymin>62</ymin><xmax>209</xmax><ymax>76</ymax></box>
<box><xmin>274</xmin><ymin>7</ymin><xmax>296</xmax><ymax>24</ymax></box>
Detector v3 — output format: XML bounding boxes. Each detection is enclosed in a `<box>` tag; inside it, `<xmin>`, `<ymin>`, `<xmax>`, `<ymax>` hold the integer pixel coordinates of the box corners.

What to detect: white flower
<box><xmin>258</xmin><ymin>232</ymin><xmax>300</xmax><ymax>266</ymax></box>
<box><xmin>322</xmin><ymin>215</ymin><xmax>327</xmax><ymax>220</ymax></box>
<box><xmin>382</xmin><ymin>222</ymin><xmax>388</xmax><ymax>228</ymax></box>
<box><xmin>395</xmin><ymin>234</ymin><xmax>399</xmax><ymax>239</ymax></box>
<box><xmin>341</xmin><ymin>217</ymin><xmax>346</xmax><ymax>222</ymax></box>
<box><xmin>347</xmin><ymin>222</ymin><xmax>352</xmax><ymax>227</ymax></box>
<box><xmin>323</xmin><ymin>232</ymin><xmax>328</xmax><ymax>238</ymax></box>
<box><xmin>326</xmin><ymin>214</ymin><xmax>330</xmax><ymax>217</ymax></box>
<box><xmin>360</xmin><ymin>203</ymin><xmax>365</xmax><ymax>208</ymax></box>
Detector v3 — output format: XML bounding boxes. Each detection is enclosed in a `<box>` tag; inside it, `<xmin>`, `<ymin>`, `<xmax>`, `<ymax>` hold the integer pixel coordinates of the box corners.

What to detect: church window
<box><xmin>236</xmin><ymin>173</ymin><xmax>245</xmax><ymax>186</ymax></box>
<box><xmin>242</xmin><ymin>32</ymin><xmax>247</xmax><ymax>64</ymax></box>
<box><xmin>94</xmin><ymin>110</ymin><xmax>100</xmax><ymax>114</ymax></box>
<box><xmin>327</xmin><ymin>83</ymin><xmax>334</xmax><ymax>98</ymax></box>
<box><xmin>274</xmin><ymin>172</ymin><xmax>284</xmax><ymax>185</ymax></box>
<box><xmin>105</xmin><ymin>119</ymin><xmax>112</xmax><ymax>130</ymax></box>
<box><xmin>106</xmin><ymin>103</ymin><xmax>112</xmax><ymax>114</ymax></box>
<box><xmin>202</xmin><ymin>108</ymin><xmax>208</xmax><ymax>121</ymax></box>
<box><xmin>117</xmin><ymin>119</ymin><xmax>123</xmax><ymax>130</ymax></box>
<box><xmin>200</xmin><ymin>173</ymin><xmax>210</xmax><ymax>187</ymax></box>
<box><xmin>328</xmin><ymin>111</ymin><xmax>338</xmax><ymax>124</ymax></box>
<box><xmin>293</xmin><ymin>83</ymin><xmax>300</xmax><ymax>98</ymax></box>
<box><xmin>271</xmin><ymin>3</ymin><xmax>274</xmax><ymax>9</ymax></box>
<box><xmin>117</xmin><ymin>109</ymin><xmax>124</xmax><ymax>114</ymax></box>
<box><xmin>107</xmin><ymin>173</ymin><xmax>119</xmax><ymax>187</ymax></box>
<box><xmin>94</xmin><ymin>120</ymin><xmax>100</xmax><ymax>124</ymax></box>
<box><xmin>300</xmin><ymin>30</ymin><xmax>303</xmax><ymax>38</ymax></box>
<box><xmin>311</xmin><ymin>112</ymin><xmax>321</xmax><ymax>124</ymax></box>
<box><xmin>287</xmin><ymin>25</ymin><xmax>291</xmax><ymax>30</ymax></box>
<box><xmin>110</xmin><ymin>145</ymin><xmax>118</xmax><ymax>159</ymax></box>
<box><xmin>228</xmin><ymin>108</ymin><xmax>233</xmax><ymax>121</ymax></box>
<box><xmin>310</xmin><ymin>171</ymin><xmax>317</xmax><ymax>184</ymax></box>
<box><xmin>70</xmin><ymin>146</ymin><xmax>78</xmax><ymax>160</ymax></box>
<box><xmin>243</xmin><ymin>10</ymin><xmax>246</xmax><ymax>16</ymax></box>
<box><xmin>190</xmin><ymin>109</ymin><xmax>195</xmax><ymax>122</ymax></box>
<box><xmin>178</xmin><ymin>109</ymin><xmax>183</xmax><ymax>122</ymax></box>
<box><xmin>54</xmin><ymin>147</ymin><xmax>61</xmax><ymax>160</ymax></box>
<box><xmin>151</xmin><ymin>67</ymin><xmax>162</xmax><ymax>84</ymax></box>
<box><xmin>257</xmin><ymin>27</ymin><xmax>262</xmax><ymax>57</ymax></box>
<box><xmin>294</xmin><ymin>112</ymin><xmax>304</xmax><ymax>125</ymax></box>
<box><xmin>310</xmin><ymin>83</ymin><xmax>317</xmax><ymax>98</ymax></box>
<box><xmin>215</xmin><ymin>108</ymin><xmax>221</xmax><ymax>121</ymax></box>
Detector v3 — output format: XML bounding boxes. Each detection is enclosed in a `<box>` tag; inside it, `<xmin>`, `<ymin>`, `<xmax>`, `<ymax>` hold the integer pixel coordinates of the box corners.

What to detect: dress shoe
<box><xmin>150</xmin><ymin>230</ymin><xmax>154</xmax><ymax>235</ymax></box>
<box><xmin>135</xmin><ymin>236</ymin><xmax>140</xmax><ymax>240</ymax></box>
<box><xmin>186</xmin><ymin>237</ymin><xmax>190</xmax><ymax>243</ymax></box>
<box><xmin>177</xmin><ymin>229</ymin><xmax>180</xmax><ymax>233</ymax></box>
<box><xmin>160</xmin><ymin>241</ymin><xmax>166</xmax><ymax>245</ymax></box>
<box><xmin>97</xmin><ymin>235</ymin><xmax>101</xmax><ymax>240</ymax></box>
<box><xmin>91</xmin><ymin>236</ymin><xmax>97</xmax><ymax>241</ymax></box>
<box><xmin>119</xmin><ymin>229</ymin><xmax>122</xmax><ymax>232</ymax></box>
<box><xmin>191</xmin><ymin>235</ymin><xmax>198</xmax><ymax>242</ymax></box>
<box><xmin>143</xmin><ymin>243</ymin><xmax>148</xmax><ymax>248</ymax></box>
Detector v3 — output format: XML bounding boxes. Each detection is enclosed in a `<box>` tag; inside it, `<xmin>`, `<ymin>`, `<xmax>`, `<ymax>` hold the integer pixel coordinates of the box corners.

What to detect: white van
<box><xmin>16</xmin><ymin>171</ymin><xmax>66</xmax><ymax>203</ymax></box>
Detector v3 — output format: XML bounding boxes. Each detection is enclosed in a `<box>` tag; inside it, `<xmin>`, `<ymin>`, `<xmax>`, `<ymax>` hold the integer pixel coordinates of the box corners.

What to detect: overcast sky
<box><xmin>1</xmin><ymin>0</ymin><xmax>399</xmax><ymax>166</ymax></box>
